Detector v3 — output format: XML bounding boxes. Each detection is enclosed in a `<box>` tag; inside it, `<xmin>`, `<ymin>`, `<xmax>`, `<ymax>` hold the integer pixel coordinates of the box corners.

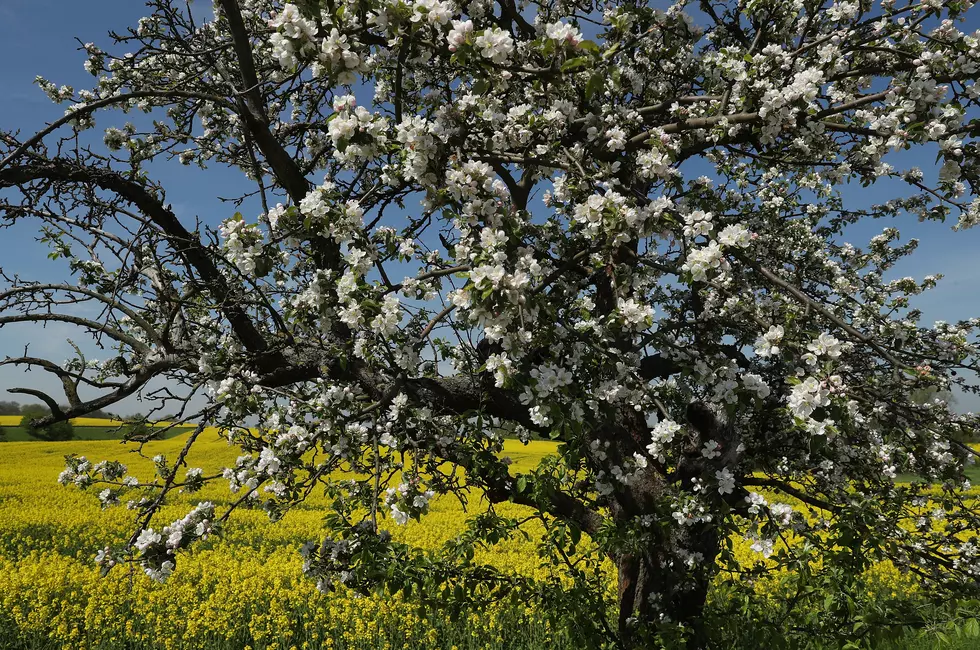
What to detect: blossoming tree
<box><xmin>4</xmin><ymin>0</ymin><xmax>980</xmax><ymax>646</ymax></box>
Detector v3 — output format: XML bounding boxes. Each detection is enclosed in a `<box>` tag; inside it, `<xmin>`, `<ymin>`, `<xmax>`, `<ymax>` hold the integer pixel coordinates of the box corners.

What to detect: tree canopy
<box><xmin>5</xmin><ymin>0</ymin><xmax>980</xmax><ymax>646</ymax></box>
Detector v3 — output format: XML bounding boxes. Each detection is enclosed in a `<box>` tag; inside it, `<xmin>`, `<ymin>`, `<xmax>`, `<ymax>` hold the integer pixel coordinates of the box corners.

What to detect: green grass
<box><xmin>0</xmin><ymin>425</ymin><xmax>193</xmax><ymax>442</ymax></box>
<box><xmin>887</xmin><ymin>634</ymin><xmax>980</xmax><ymax>649</ymax></box>
<box><xmin>894</xmin><ymin>464</ymin><xmax>980</xmax><ymax>485</ymax></box>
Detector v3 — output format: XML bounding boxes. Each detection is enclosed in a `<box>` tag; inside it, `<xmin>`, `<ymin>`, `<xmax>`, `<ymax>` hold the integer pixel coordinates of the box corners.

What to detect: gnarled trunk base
<box><xmin>616</xmin><ymin>524</ymin><xmax>720</xmax><ymax>649</ymax></box>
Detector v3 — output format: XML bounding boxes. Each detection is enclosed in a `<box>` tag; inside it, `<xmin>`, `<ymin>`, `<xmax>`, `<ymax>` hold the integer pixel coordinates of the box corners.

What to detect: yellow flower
<box><xmin>0</xmin><ymin>434</ymin><xmax>970</xmax><ymax>649</ymax></box>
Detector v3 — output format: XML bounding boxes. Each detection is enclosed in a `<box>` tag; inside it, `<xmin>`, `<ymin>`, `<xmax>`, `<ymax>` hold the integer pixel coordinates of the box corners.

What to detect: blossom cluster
<box><xmin>384</xmin><ymin>478</ymin><xmax>436</xmax><ymax>525</ymax></box>
<box><xmin>131</xmin><ymin>501</ymin><xmax>215</xmax><ymax>581</ymax></box>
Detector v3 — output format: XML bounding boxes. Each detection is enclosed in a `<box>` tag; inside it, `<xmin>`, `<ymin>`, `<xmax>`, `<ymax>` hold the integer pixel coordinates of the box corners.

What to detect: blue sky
<box><xmin>2</xmin><ymin>2</ymin><xmax>980</xmax><ymax>415</ymax></box>
<box><xmin>0</xmin><ymin>0</ymin><xmax>243</xmax><ymax>417</ymax></box>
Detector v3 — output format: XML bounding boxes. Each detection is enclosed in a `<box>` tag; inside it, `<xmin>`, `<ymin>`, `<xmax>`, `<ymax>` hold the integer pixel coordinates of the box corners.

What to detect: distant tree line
<box><xmin>0</xmin><ymin>400</ymin><xmax>133</xmax><ymax>419</ymax></box>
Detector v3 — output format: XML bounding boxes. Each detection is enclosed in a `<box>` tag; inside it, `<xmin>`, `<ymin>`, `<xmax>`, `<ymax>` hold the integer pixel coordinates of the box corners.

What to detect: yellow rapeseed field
<box><xmin>0</xmin><ymin>429</ymin><xmax>569</xmax><ymax>650</ymax></box>
<box><xmin>0</xmin><ymin>424</ymin><xmax>952</xmax><ymax>649</ymax></box>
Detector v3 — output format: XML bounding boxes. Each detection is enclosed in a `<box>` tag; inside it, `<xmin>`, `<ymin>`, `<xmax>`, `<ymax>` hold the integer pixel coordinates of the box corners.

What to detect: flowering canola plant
<box><xmin>2</xmin><ymin>434</ymin><xmax>975</xmax><ymax>649</ymax></box>
<box><xmin>0</xmin><ymin>435</ymin><xmax>574</xmax><ymax>650</ymax></box>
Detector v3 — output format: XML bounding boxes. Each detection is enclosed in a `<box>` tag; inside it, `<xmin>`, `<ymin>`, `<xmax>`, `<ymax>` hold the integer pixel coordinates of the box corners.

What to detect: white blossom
<box><xmin>715</xmin><ymin>468</ymin><xmax>735</xmax><ymax>495</ymax></box>
<box><xmin>474</xmin><ymin>27</ymin><xmax>514</xmax><ymax>63</ymax></box>
<box><xmin>788</xmin><ymin>377</ymin><xmax>831</xmax><ymax>420</ymax></box>
<box><xmin>754</xmin><ymin>325</ymin><xmax>784</xmax><ymax>358</ymax></box>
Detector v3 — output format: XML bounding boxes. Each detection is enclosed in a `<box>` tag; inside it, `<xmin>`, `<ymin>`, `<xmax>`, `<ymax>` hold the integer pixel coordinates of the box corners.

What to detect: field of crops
<box><xmin>0</xmin><ymin>426</ymin><xmax>576</xmax><ymax>650</ymax></box>
<box><xmin>0</xmin><ymin>416</ymin><xmax>129</xmax><ymax>427</ymax></box>
<box><xmin>0</xmin><ymin>421</ymin><xmax>974</xmax><ymax>650</ymax></box>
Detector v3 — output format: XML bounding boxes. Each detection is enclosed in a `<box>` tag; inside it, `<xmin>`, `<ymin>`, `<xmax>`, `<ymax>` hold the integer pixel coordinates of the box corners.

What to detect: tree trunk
<box><xmin>616</xmin><ymin>523</ymin><xmax>720</xmax><ymax>649</ymax></box>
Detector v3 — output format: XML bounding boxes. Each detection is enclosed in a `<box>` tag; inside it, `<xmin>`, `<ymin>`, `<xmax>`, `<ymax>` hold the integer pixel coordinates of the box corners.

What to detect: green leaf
<box><xmin>586</xmin><ymin>73</ymin><xmax>604</xmax><ymax>100</ymax></box>
<box><xmin>965</xmin><ymin>618</ymin><xmax>980</xmax><ymax>638</ymax></box>
<box><xmin>517</xmin><ymin>476</ymin><xmax>527</xmax><ymax>493</ymax></box>
<box><xmin>471</xmin><ymin>78</ymin><xmax>490</xmax><ymax>95</ymax></box>
<box><xmin>577</xmin><ymin>40</ymin><xmax>599</xmax><ymax>53</ymax></box>
<box><xmin>561</xmin><ymin>56</ymin><xmax>590</xmax><ymax>73</ymax></box>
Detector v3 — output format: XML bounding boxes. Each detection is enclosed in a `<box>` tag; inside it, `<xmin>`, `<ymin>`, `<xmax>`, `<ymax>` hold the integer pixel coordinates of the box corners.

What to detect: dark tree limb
<box><xmin>7</xmin><ymin>388</ymin><xmax>66</xmax><ymax>419</ymax></box>
<box><xmin>215</xmin><ymin>0</ymin><xmax>313</xmax><ymax>207</ymax></box>
<box><xmin>0</xmin><ymin>160</ymin><xmax>274</xmax><ymax>355</ymax></box>
<box><xmin>1</xmin><ymin>356</ymin><xmax>83</xmax><ymax>407</ymax></box>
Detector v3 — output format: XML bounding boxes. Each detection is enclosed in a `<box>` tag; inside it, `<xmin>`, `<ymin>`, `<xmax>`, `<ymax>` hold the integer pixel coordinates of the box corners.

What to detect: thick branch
<box><xmin>17</xmin><ymin>358</ymin><xmax>176</xmax><ymax>428</ymax></box>
<box><xmin>0</xmin><ymin>160</ymin><xmax>273</xmax><ymax>355</ymax></box>
<box><xmin>7</xmin><ymin>388</ymin><xmax>66</xmax><ymax>419</ymax></box>
<box><xmin>1</xmin><ymin>356</ymin><xmax>82</xmax><ymax>407</ymax></box>
<box><xmin>215</xmin><ymin>0</ymin><xmax>312</xmax><ymax>206</ymax></box>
